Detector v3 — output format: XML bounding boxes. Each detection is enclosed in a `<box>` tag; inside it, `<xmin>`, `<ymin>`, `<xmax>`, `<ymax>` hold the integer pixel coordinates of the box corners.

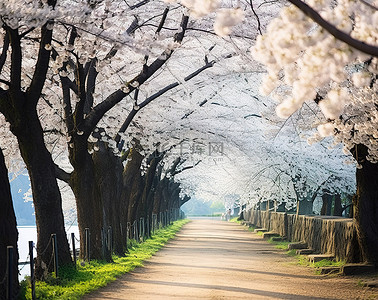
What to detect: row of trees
<box><xmin>0</xmin><ymin>1</ymin><xmax>223</xmax><ymax>297</ymax></box>
<box><xmin>169</xmin><ymin>0</ymin><xmax>377</xmax><ymax>265</ymax></box>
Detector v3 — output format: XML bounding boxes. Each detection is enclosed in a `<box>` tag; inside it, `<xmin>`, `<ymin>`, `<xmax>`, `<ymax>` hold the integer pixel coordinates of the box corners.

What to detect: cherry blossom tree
<box><xmin>249</xmin><ymin>0</ymin><xmax>377</xmax><ymax>265</ymax></box>
<box><xmin>0</xmin><ymin>0</ymin><xmax>73</xmax><ymax>277</ymax></box>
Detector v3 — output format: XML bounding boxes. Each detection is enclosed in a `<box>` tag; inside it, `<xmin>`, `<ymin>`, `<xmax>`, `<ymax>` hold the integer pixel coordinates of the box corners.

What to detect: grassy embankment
<box><xmin>269</xmin><ymin>238</ymin><xmax>345</xmax><ymax>272</ymax></box>
<box><xmin>231</xmin><ymin>218</ymin><xmax>345</xmax><ymax>272</ymax></box>
<box><xmin>21</xmin><ymin>219</ymin><xmax>190</xmax><ymax>300</ymax></box>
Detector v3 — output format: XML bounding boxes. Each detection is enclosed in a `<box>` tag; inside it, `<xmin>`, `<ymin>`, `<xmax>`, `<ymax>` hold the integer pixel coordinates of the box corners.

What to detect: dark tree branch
<box><xmin>139</xmin><ymin>82</ymin><xmax>179</xmax><ymax>108</ymax></box>
<box><xmin>60</xmin><ymin>77</ymin><xmax>75</xmax><ymax>134</ymax></box>
<box><xmin>181</xmin><ymin>110</ymin><xmax>194</xmax><ymax>120</ymax></box>
<box><xmin>125</xmin><ymin>17</ymin><xmax>139</xmax><ymax>36</ymax></box>
<box><xmin>85</xmin><ymin>14</ymin><xmax>189</xmax><ymax>134</ymax></box>
<box><xmin>84</xmin><ymin>58</ymin><xmax>98</xmax><ymax>115</ymax></box>
<box><xmin>104</xmin><ymin>46</ymin><xmax>119</xmax><ymax>60</ymax></box>
<box><xmin>199</xmin><ymin>99</ymin><xmax>208</xmax><ymax>107</ymax></box>
<box><xmin>27</xmin><ymin>21</ymin><xmax>54</xmax><ymax>105</ymax></box>
<box><xmin>85</xmin><ymin>89</ymin><xmax>130</xmax><ymax>133</ymax></box>
<box><xmin>342</xmin><ymin>202</ymin><xmax>353</xmax><ymax>212</ymax></box>
<box><xmin>68</xmin><ymin>26</ymin><xmax>78</xmax><ymax>46</ymax></box>
<box><xmin>181</xmin><ymin>98</ymin><xmax>209</xmax><ymax>119</ymax></box>
<box><xmin>167</xmin><ymin>157</ymin><xmax>181</xmax><ymax>175</ymax></box>
<box><xmin>0</xmin><ymin>79</ymin><xmax>10</xmax><ymax>86</ymax></box>
<box><xmin>180</xmin><ymin>195</ymin><xmax>191</xmax><ymax>206</ymax></box>
<box><xmin>65</xmin><ymin>78</ymin><xmax>79</xmax><ymax>95</ymax></box>
<box><xmin>249</xmin><ymin>0</ymin><xmax>262</xmax><ymax>35</ymax></box>
<box><xmin>83</xmin><ymin>60</ymin><xmax>91</xmax><ymax>79</ymax></box>
<box><xmin>0</xmin><ymin>89</ymin><xmax>14</xmax><ymax>122</ymax></box>
<box><xmin>115</xmin><ymin>58</ymin><xmax>215</xmax><ymax>147</ymax></box>
<box><xmin>44</xmin><ymin>128</ymin><xmax>63</xmax><ymax>135</ymax></box>
<box><xmin>19</xmin><ymin>27</ymin><xmax>36</xmax><ymax>38</ymax></box>
<box><xmin>116</xmin><ymin>108</ymin><xmax>138</xmax><ymax>148</ymax></box>
<box><xmin>156</xmin><ymin>7</ymin><xmax>169</xmax><ymax>34</ymax></box>
<box><xmin>146</xmin><ymin>149</ymin><xmax>159</xmax><ymax>165</ymax></box>
<box><xmin>8</xmin><ymin>27</ymin><xmax>22</xmax><ymax>91</ymax></box>
<box><xmin>172</xmin><ymin>160</ymin><xmax>201</xmax><ymax>177</ymax></box>
<box><xmin>54</xmin><ymin>164</ymin><xmax>72</xmax><ymax>183</ymax></box>
<box><xmin>134</xmin><ymin>88</ymin><xmax>139</xmax><ymax>105</ymax></box>
<box><xmin>244</xmin><ymin>113</ymin><xmax>262</xmax><ymax>119</ymax></box>
<box><xmin>288</xmin><ymin>0</ymin><xmax>378</xmax><ymax>56</ymax></box>
<box><xmin>0</xmin><ymin>32</ymin><xmax>9</xmax><ymax>74</ymax></box>
<box><xmin>74</xmin><ymin>60</ymin><xmax>86</xmax><ymax>131</ymax></box>
<box><xmin>129</xmin><ymin>0</ymin><xmax>150</xmax><ymax>10</ymax></box>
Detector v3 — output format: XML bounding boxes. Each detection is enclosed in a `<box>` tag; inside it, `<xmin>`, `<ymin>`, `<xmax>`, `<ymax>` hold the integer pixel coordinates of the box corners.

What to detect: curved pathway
<box><xmin>84</xmin><ymin>218</ymin><xmax>377</xmax><ymax>299</ymax></box>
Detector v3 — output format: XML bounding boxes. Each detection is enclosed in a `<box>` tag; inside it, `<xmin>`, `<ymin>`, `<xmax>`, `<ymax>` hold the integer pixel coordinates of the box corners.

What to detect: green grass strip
<box><xmin>21</xmin><ymin>219</ymin><xmax>190</xmax><ymax>300</ymax></box>
<box><xmin>267</xmin><ymin>238</ymin><xmax>345</xmax><ymax>269</ymax></box>
<box><xmin>233</xmin><ymin>221</ymin><xmax>346</xmax><ymax>273</ymax></box>
<box><xmin>267</xmin><ymin>237</ymin><xmax>290</xmax><ymax>250</ymax></box>
<box><xmin>230</xmin><ymin>217</ymin><xmax>241</xmax><ymax>223</ymax></box>
<box><xmin>296</xmin><ymin>255</ymin><xmax>345</xmax><ymax>268</ymax></box>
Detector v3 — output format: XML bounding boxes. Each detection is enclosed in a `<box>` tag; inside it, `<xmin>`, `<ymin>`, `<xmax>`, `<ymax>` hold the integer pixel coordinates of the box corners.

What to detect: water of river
<box><xmin>17</xmin><ymin>225</ymin><xmax>79</xmax><ymax>280</ymax></box>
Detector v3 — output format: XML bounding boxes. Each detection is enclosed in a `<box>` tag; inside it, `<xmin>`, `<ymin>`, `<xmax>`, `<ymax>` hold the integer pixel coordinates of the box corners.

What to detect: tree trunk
<box><xmin>349</xmin><ymin>195</ymin><xmax>355</xmax><ymax>218</ymax></box>
<box><xmin>352</xmin><ymin>145</ymin><xmax>378</xmax><ymax>266</ymax></box>
<box><xmin>152</xmin><ymin>165</ymin><xmax>164</xmax><ymax>214</ymax></box>
<box><xmin>93</xmin><ymin>144</ymin><xmax>124</xmax><ymax>258</ymax></box>
<box><xmin>1</xmin><ymin>28</ymin><xmax>72</xmax><ymax>278</ymax></box>
<box><xmin>333</xmin><ymin>194</ymin><xmax>343</xmax><ymax>216</ymax></box>
<box><xmin>69</xmin><ymin>137</ymin><xmax>103</xmax><ymax>260</ymax></box>
<box><xmin>13</xmin><ymin>110</ymin><xmax>72</xmax><ymax>278</ymax></box>
<box><xmin>169</xmin><ymin>181</ymin><xmax>181</xmax><ymax>213</ymax></box>
<box><xmin>321</xmin><ymin>192</ymin><xmax>333</xmax><ymax>216</ymax></box>
<box><xmin>128</xmin><ymin>174</ymin><xmax>144</xmax><ymax>225</ymax></box>
<box><xmin>0</xmin><ymin>23</ymin><xmax>71</xmax><ymax>279</ymax></box>
<box><xmin>297</xmin><ymin>200</ymin><xmax>313</xmax><ymax>215</ymax></box>
<box><xmin>0</xmin><ymin>148</ymin><xmax>19</xmax><ymax>299</ymax></box>
<box><xmin>140</xmin><ymin>155</ymin><xmax>162</xmax><ymax>219</ymax></box>
<box><xmin>160</xmin><ymin>178</ymin><xmax>170</xmax><ymax>213</ymax></box>
<box><xmin>121</xmin><ymin>146</ymin><xmax>144</xmax><ymax>225</ymax></box>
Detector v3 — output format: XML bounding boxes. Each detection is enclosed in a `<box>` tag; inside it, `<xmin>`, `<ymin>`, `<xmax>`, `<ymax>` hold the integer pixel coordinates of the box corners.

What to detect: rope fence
<box><xmin>7</xmin><ymin>208</ymin><xmax>184</xmax><ymax>300</ymax></box>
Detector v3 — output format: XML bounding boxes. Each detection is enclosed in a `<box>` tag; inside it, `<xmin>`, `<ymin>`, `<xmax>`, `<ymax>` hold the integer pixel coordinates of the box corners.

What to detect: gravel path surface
<box><xmin>83</xmin><ymin>218</ymin><xmax>377</xmax><ymax>300</ymax></box>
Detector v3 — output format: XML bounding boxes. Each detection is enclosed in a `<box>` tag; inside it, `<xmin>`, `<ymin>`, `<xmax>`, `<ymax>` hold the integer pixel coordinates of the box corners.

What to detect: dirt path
<box><xmin>83</xmin><ymin>218</ymin><xmax>377</xmax><ymax>299</ymax></box>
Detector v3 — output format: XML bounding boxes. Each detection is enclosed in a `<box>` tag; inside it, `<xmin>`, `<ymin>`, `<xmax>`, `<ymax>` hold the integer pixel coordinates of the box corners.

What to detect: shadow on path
<box><xmin>122</xmin><ymin>277</ymin><xmax>339</xmax><ymax>300</ymax></box>
<box><xmin>144</xmin><ymin>261</ymin><xmax>321</xmax><ymax>280</ymax></box>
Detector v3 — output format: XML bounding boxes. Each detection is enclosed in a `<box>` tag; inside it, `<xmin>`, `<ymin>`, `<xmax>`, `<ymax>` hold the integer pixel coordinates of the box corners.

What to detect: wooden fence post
<box><xmin>85</xmin><ymin>228</ymin><xmax>90</xmax><ymax>262</ymax></box>
<box><xmin>29</xmin><ymin>241</ymin><xmax>36</xmax><ymax>300</ymax></box>
<box><xmin>108</xmin><ymin>226</ymin><xmax>113</xmax><ymax>254</ymax></box>
<box><xmin>6</xmin><ymin>246</ymin><xmax>13</xmax><ymax>300</ymax></box>
<box><xmin>51</xmin><ymin>234</ymin><xmax>58</xmax><ymax>278</ymax></box>
<box><xmin>71</xmin><ymin>233</ymin><xmax>76</xmax><ymax>269</ymax></box>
